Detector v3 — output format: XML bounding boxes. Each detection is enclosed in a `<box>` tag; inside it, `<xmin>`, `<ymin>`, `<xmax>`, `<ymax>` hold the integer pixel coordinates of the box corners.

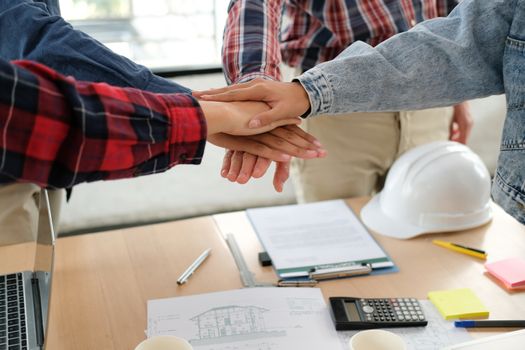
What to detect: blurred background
<box><xmin>57</xmin><ymin>0</ymin><xmax>507</xmax><ymax>236</ymax></box>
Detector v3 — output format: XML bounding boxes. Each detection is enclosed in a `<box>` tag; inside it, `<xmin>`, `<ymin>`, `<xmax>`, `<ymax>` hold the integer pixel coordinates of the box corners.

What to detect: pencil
<box><xmin>432</xmin><ymin>240</ymin><xmax>487</xmax><ymax>260</ymax></box>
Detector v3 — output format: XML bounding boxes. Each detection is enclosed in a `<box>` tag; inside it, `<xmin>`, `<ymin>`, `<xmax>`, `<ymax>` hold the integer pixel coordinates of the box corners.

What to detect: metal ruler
<box><xmin>225</xmin><ymin>233</ymin><xmax>271</xmax><ymax>288</ymax></box>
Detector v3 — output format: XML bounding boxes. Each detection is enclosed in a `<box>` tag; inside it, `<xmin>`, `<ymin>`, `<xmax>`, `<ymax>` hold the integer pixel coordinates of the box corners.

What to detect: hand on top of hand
<box><xmin>194</xmin><ymin>78</ymin><xmax>311</xmax><ymax>130</ymax></box>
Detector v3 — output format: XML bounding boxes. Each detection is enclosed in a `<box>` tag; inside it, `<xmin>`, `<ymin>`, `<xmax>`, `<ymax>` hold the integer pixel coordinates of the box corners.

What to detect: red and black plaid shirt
<box><xmin>0</xmin><ymin>59</ymin><xmax>206</xmax><ymax>188</ymax></box>
<box><xmin>223</xmin><ymin>0</ymin><xmax>457</xmax><ymax>84</ymax></box>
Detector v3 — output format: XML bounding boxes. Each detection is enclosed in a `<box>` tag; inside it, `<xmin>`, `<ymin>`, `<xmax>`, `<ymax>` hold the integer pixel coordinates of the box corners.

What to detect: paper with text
<box><xmin>246</xmin><ymin>200</ymin><xmax>391</xmax><ymax>277</ymax></box>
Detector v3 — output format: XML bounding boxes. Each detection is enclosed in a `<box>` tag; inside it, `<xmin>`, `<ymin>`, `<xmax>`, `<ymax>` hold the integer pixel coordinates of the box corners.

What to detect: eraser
<box><xmin>258</xmin><ymin>251</ymin><xmax>272</xmax><ymax>266</ymax></box>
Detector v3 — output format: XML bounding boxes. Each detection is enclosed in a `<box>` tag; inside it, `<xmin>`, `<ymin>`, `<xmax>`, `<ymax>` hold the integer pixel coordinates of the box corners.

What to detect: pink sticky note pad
<box><xmin>485</xmin><ymin>258</ymin><xmax>525</xmax><ymax>289</ymax></box>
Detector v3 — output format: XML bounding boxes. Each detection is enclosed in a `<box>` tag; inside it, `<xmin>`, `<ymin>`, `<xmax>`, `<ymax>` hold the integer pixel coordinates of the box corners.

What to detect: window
<box><xmin>61</xmin><ymin>0</ymin><xmax>230</xmax><ymax>73</ymax></box>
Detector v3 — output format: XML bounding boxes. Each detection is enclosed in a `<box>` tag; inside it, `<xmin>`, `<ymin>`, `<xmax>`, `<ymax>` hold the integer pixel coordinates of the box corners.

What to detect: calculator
<box><xmin>329</xmin><ymin>297</ymin><xmax>428</xmax><ymax>330</ymax></box>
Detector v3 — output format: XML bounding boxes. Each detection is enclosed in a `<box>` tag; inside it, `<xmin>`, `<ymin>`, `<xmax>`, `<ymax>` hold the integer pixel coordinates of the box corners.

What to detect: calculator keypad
<box><xmin>359</xmin><ymin>298</ymin><xmax>426</xmax><ymax>323</ymax></box>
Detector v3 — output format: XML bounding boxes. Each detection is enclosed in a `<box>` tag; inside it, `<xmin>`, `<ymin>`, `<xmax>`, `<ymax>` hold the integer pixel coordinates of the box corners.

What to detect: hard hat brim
<box><xmin>360</xmin><ymin>194</ymin><xmax>427</xmax><ymax>239</ymax></box>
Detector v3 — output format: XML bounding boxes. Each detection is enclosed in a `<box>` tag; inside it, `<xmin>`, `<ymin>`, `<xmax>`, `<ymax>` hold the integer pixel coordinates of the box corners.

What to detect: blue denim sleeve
<box><xmin>297</xmin><ymin>0</ymin><xmax>515</xmax><ymax>116</ymax></box>
<box><xmin>0</xmin><ymin>0</ymin><xmax>190</xmax><ymax>94</ymax></box>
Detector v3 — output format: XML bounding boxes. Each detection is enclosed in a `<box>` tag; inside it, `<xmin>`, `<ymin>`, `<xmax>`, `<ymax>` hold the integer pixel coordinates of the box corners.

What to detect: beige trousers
<box><xmin>291</xmin><ymin>108</ymin><xmax>453</xmax><ymax>203</ymax></box>
<box><xmin>0</xmin><ymin>183</ymin><xmax>64</xmax><ymax>245</ymax></box>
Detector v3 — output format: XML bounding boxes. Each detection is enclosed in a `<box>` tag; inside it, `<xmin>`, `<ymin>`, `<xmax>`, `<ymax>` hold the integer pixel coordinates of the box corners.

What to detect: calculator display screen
<box><xmin>343</xmin><ymin>301</ymin><xmax>361</xmax><ymax>321</ymax></box>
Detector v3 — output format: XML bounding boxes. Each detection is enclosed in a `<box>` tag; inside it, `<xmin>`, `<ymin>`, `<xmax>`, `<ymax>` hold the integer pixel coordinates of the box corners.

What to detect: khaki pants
<box><xmin>291</xmin><ymin>108</ymin><xmax>453</xmax><ymax>202</ymax></box>
<box><xmin>0</xmin><ymin>183</ymin><xmax>64</xmax><ymax>246</ymax></box>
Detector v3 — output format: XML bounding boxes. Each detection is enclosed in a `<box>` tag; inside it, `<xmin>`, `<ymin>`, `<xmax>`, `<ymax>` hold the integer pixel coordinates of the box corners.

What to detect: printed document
<box><xmin>147</xmin><ymin>288</ymin><xmax>343</xmax><ymax>350</ymax></box>
<box><xmin>246</xmin><ymin>200</ymin><xmax>392</xmax><ymax>277</ymax></box>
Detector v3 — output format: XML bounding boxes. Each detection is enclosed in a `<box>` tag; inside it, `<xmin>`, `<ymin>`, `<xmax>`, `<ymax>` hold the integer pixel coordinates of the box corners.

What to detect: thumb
<box><xmin>249</xmin><ymin>107</ymin><xmax>296</xmax><ymax>129</ymax></box>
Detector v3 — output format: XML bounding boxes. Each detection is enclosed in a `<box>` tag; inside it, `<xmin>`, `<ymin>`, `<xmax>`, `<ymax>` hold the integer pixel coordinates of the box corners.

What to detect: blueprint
<box><xmin>148</xmin><ymin>289</ymin><xmax>473</xmax><ymax>350</ymax></box>
<box><xmin>147</xmin><ymin>288</ymin><xmax>344</xmax><ymax>350</ymax></box>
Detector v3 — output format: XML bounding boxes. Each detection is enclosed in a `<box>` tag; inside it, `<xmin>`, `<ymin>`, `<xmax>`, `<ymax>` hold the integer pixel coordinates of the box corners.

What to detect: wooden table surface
<box><xmin>34</xmin><ymin>197</ymin><xmax>525</xmax><ymax>349</ymax></box>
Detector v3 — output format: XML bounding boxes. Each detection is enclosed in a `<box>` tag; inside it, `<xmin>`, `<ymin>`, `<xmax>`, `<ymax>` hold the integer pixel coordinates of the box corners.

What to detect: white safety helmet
<box><xmin>361</xmin><ymin>141</ymin><xmax>492</xmax><ymax>239</ymax></box>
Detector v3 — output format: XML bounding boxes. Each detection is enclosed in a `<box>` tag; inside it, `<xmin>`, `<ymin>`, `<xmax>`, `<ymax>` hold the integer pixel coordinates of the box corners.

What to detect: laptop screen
<box><xmin>33</xmin><ymin>189</ymin><xmax>56</xmax><ymax>348</ymax></box>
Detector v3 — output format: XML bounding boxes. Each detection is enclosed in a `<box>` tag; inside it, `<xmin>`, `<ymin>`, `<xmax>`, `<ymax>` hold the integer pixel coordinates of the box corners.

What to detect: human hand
<box><xmin>208</xmin><ymin>124</ymin><xmax>326</xmax><ymax>163</ymax></box>
<box><xmin>199</xmin><ymin>99</ymin><xmax>301</xmax><ymax>136</ymax></box>
<box><xmin>449</xmin><ymin>101</ymin><xmax>473</xmax><ymax>144</ymax></box>
<box><xmin>195</xmin><ymin>79</ymin><xmax>311</xmax><ymax>129</ymax></box>
<box><xmin>221</xmin><ymin>152</ymin><xmax>291</xmax><ymax>192</ymax></box>
<box><xmin>211</xmin><ymin>125</ymin><xmax>326</xmax><ymax>191</ymax></box>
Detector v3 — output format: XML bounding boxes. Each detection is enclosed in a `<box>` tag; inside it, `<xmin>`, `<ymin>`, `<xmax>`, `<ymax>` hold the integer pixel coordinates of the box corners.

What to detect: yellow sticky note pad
<box><xmin>428</xmin><ymin>288</ymin><xmax>489</xmax><ymax>320</ymax></box>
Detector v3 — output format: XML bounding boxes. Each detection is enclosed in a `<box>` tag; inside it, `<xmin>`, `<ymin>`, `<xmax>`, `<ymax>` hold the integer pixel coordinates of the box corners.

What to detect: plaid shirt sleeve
<box><xmin>0</xmin><ymin>59</ymin><xmax>206</xmax><ymax>188</ymax></box>
<box><xmin>222</xmin><ymin>0</ymin><xmax>284</xmax><ymax>84</ymax></box>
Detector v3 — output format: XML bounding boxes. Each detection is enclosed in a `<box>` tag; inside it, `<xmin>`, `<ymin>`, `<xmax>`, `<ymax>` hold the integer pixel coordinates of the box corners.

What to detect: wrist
<box><xmin>199</xmin><ymin>100</ymin><xmax>230</xmax><ymax>136</ymax></box>
<box><xmin>290</xmin><ymin>80</ymin><xmax>311</xmax><ymax>118</ymax></box>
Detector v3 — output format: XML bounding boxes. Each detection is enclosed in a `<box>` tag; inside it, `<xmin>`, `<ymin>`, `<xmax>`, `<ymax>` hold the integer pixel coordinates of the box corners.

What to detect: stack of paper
<box><xmin>484</xmin><ymin>257</ymin><xmax>525</xmax><ymax>290</ymax></box>
<box><xmin>427</xmin><ymin>288</ymin><xmax>489</xmax><ymax>320</ymax></box>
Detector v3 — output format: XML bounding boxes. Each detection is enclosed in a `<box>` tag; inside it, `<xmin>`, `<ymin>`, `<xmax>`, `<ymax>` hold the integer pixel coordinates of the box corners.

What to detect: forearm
<box><xmin>222</xmin><ymin>0</ymin><xmax>283</xmax><ymax>84</ymax></box>
<box><xmin>297</xmin><ymin>0</ymin><xmax>513</xmax><ymax>116</ymax></box>
<box><xmin>0</xmin><ymin>60</ymin><xmax>206</xmax><ymax>188</ymax></box>
<box><xmin>0</xmin><ymin>0</ymin><xmax>188</xmax><ymax>94</ymax></box>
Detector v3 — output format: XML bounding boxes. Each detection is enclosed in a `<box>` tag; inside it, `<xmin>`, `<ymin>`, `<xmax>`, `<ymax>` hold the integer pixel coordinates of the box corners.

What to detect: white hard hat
<box><xmin>361</xmin><ymin>141</ymin><xmax>492</xmax><ymax>239</ymax></box>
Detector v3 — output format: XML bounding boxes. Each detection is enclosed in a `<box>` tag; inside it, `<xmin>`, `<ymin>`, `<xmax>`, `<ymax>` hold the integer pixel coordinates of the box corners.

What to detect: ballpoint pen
<box><xmin>455</xmin><ymin>320</ymin><xmax>525</xmax><ymax>328</ymax></box>
<box><xmin>177</xmin><ymin>248</ymin><xmax>212</xmax><ymax>285</ymax></box>
<box><xmin>309</xmin><ymin>264</ymin><xmax>372</xmax><ymax>281</ymax></box>
<box><xmin>432</xmin><ymin>239</ymin><xmax>487</xmax><ymax>260</ymax></box>
<box><xmin>276</xmin><ymin>279</ymin><xmax>318</xmax><ymax>287</ymax></box>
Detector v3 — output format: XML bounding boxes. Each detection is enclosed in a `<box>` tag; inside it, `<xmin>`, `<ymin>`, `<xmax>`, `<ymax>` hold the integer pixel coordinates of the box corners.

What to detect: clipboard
<box><xmin>246</xmin><ymin>200</ymin><xmax>397</xmax><ymax>281</ymax></box>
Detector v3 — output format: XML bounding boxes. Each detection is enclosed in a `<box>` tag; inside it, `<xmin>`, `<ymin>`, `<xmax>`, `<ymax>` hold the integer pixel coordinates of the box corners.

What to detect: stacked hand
<box><xmin>197</xmin><ymin>91</ymin><xmax>323</xmax><ymax>191</ymax></box>
<box><xmin>196</xmin><ymin>79</ymin><xmax>310</xmax><ymax>129</ymax></box>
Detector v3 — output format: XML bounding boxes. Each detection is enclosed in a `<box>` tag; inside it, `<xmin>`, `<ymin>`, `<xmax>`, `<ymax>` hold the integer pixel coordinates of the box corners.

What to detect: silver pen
<box><xmin>276</xmin><ymin>279</ymin><xmax>318</xmax><ymax>287</ymax></box>
<box><xmin>177</xmin><ymin>248</ymin><xmax>212</xmax><ymax>285</ymax></box>
<box><xmin>309</xmin><ymin>263</ymin><xmax>372</xmax><ymax>281</ymax></box>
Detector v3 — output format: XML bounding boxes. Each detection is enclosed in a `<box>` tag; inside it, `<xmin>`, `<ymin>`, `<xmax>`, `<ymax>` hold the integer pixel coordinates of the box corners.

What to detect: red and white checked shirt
<box><xmin>223</xmin><ymin>0</ymin><xmax>457</xmax><ymax>84</ymax></box>
<box><xmin>0</xmin><ymin>59</ymin><xmax>206</xmax><ymax>188</ymax></box>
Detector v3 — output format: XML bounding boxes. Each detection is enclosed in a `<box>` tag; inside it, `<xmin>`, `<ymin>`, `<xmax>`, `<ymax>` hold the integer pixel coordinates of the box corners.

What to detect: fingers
<box><xmin>227</xmin><ymin>151</ymin><xmax>244</xmax><ymax>182</ymax></box>
<box><xmin>199</xmin><ymin>84</ymin><xmax>266</xmax><ymax>103</ymax></box>
<box><xmin>220</xmin><ymin>152</ymin><xmax>287</xmax><ymax>190</ymax></box>
<box><xmin>252</xmin><ymin>157</ymin><xmax>272</xmax><ymax>178</ymax></box>
<box><xmin>456</xmin><ymin>117</ymin><xmax>473</xmax><ymax>145</ymax></box>
<box><xmin>270</xmin><ymin>125</ymin><xmax>324</xmax><ymax>151</ymax></box>
<box><xmin>254</xmin><ymin>133</ymin><xmax>321</xmax><ymax>158</ymax></box>
<box><xmin>280</xmin><ymin>125</ymin><xmax>322</xmax><ymax>146</ymax></box>
<box><xmin>192</xmin><ymin>80</ymin><xmax>255</xmax><ymax>98</ymax></box>
<box><xmin>247</xmin><ymin>128</ymin><xmax>326</xmax><ymax>159</ymax></box>
<box><xmin>221</xmin><ymin>150</ymin><xmax>234</xmax><ymax>178</ymax></box>
<box><xmin>450</xmin><ymin>102</ymin><xmax>474</xmax><ymax>145</ymax></box>
<box><xmin>208</xmin><ymin>134</ymin><xmax>292</xmax><ymax>162</ymax></box>
<box><xmin>221</xmin><ymin>151</ymin><xmax>271</xmax><ymax>185</ymax></box>
<box><xmin>236</xmin><ymin>153</ymin><xmax>257</xmax><ymax>184</ymax></box>
<box><xmin>273</xmin><ymin>161</ymin><xmax>291</xmax><ymax>192</ymax></box>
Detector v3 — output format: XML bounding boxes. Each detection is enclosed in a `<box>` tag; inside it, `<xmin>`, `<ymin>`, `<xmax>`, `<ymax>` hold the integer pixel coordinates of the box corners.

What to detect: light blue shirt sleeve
<box><xmin>297</xmin><ymin>0</ymin><xmax>516</xmax><ymax>116</ymax></box>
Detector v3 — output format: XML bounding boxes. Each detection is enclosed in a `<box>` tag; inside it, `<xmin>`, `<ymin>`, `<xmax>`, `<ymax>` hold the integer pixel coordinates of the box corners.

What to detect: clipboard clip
<box><xmin>309</xmin><ymin>263</ymin><xmax>372</xmax><ymax>281</ymax></box>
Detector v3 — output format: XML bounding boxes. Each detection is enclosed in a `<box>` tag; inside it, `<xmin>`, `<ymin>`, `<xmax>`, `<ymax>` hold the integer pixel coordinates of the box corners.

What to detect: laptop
<box><xmin>0</xmin><ymin>189</ymin><xmax>56</xmax><ymax>350</ymax></box>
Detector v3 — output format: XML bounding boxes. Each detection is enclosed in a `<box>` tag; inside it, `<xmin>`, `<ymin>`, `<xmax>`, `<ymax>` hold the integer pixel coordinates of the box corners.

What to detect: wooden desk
<box><xmin>43</xmin><ymin>198</ymin><xmax>525</xmax><ymax>349</ymax></box>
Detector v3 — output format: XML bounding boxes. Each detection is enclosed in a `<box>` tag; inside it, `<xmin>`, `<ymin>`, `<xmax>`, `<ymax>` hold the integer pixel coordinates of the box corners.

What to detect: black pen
<box><xmin>455</xmin><ymin>320</ymin><xmax>525</xmax><ymax>328</ymax></box>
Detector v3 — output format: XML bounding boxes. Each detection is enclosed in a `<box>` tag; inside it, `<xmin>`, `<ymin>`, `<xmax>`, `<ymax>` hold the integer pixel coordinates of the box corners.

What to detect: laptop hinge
<box><xmin>31</xmin><ymin>277</ymin><xmax>44</xmax><ymax>347</ymax></box>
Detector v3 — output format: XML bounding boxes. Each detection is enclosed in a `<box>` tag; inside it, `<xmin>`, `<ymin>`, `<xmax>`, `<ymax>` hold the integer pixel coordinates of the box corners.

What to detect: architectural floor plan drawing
<box><xmin>189</xmin><ymin>305</ymin><xmax>286</xmax><ymax>346</ymax></box>
<box><xmin>147</xmin><ymin>288</ymin><xmax>344</xmax><ymax>350</ymax></box>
